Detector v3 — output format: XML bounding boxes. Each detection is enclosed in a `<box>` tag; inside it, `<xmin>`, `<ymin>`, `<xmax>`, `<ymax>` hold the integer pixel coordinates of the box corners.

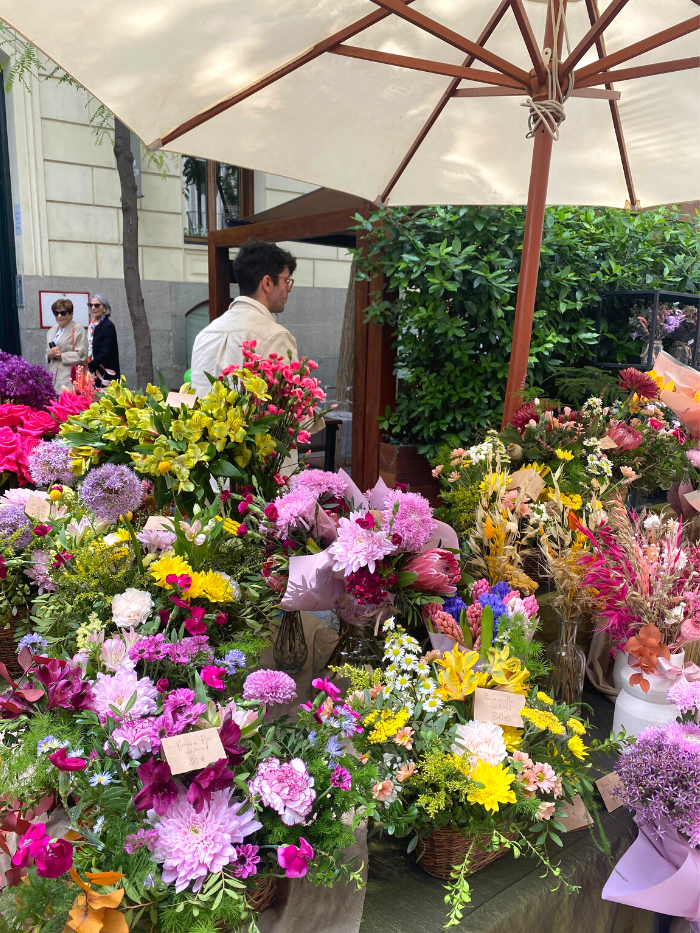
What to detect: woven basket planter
<box><xmin>0</xmin><ymin>616</ymin><xmax>22</xmax><ymax>680</ymax></box>
<box><xmin>415</xmin><ymin>828</ymin><xmax>513</xmax><ymax>881</ymax></box>
<box><xmin>245</xmin><ymin>875</ymin><xmax>277</xmax><ymax>913</ymax></box>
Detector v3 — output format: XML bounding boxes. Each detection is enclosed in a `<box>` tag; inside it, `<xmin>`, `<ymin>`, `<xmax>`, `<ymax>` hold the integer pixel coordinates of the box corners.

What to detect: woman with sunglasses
<box><xmin>45</xmin><ymin>298</ymin><xmax>88</xmax><ymax>393</ymax></box>
<box><xmin>87</xmin><ymin>295</ymin><xmax>120</xmax><ymax>387</ymax></box>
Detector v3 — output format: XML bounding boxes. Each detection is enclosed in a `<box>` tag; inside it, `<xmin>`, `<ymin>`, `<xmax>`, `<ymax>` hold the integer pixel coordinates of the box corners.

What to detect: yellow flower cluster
<box><xmin>536</xmin><ymin>691</ymin><xmax>554</xmax><ymax>705</ymax></box>
<box><xmin>567</xmin><ymin>718</ymin><xmax>586</xmax><ymax>736</ymax></box>
<box><xmin>365</xmin><ymin>707</ymin><xmax>410</xmax><ymax>744</ymax></box>
<box><xmin>544</xmin><ymin>488</ymin><xmax>583</xmax><ymax>511</ymax></box>
<box><xmin>554</xmin><ymin>448</ymin><xmax>574</xmax><ymax>461</ymax></box>
<box><xmin>149</xmin><ymin>555</ymin><xmax>236</xmax><ymax>603</ymax></box>
<box><xmin>467</xmin><ymin>760</ymin><xmax>516</xmax><ymax>813</ymax></box>
<box><xmin>76</xmin><ymin>613</ymin><xmax>103</xmax><ymax>651</ymax></box>
<box><xmin>435</xmin><ymin>645</ymin><xmax>530</xmax><ymax>702</ymax></box>
<box><xmin>520</xmin><ymin>707</ymin><xmax>566</xmax><ymax>735</ymax></box>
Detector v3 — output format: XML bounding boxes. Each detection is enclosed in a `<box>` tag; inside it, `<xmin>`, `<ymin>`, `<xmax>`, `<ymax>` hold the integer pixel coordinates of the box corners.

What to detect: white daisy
<box><xmin>424</xmin><ymin>695</ymin><xmax>444</xmax><ymax>712</ymax></box>
<box><xmin>395</xmin><ymin>674</ymin><xmax>412</xmax><ymax>691</ymax></box>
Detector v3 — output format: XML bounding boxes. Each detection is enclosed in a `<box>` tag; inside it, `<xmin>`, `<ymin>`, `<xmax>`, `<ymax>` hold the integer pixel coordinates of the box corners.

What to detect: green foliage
<box><xmin>0</xmin><ymin>712</ymin><xmax>83</xmax><ymax>808</ymax></box>
<box><xmin>0</xmin><ymin>868</ymin><xmax>77</xmax><ymax>933</ymax></box>
<box><xmin>552</xmin><ymin>366</ymin><xmax>622</xmax><ymax>408</ymax></box>
<box><xmin>354</xmin><ymin>204</ymin><xmax>700</xmax><ymax>454</ymax></box>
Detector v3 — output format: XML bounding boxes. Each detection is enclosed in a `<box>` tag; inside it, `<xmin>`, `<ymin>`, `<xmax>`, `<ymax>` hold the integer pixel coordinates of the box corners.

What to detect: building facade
<box><xmin>3</xmin><ymin>72</ymin><xmax>352</xmax><ymax>392</ymax></box>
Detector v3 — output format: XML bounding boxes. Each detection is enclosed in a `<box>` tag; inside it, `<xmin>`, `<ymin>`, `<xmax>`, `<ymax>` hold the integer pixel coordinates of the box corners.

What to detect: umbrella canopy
<box><xmin>0</xmin><ymin>0</ymin><xmax>697</xmax><ymax>208</ymax></box>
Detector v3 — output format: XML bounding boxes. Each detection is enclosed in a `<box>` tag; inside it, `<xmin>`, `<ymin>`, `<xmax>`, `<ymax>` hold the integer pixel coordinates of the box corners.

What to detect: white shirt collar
<box><xmin>229</xmin><ymin>295</ymin><xmax>277</xmax><ymax>321</ymax></box>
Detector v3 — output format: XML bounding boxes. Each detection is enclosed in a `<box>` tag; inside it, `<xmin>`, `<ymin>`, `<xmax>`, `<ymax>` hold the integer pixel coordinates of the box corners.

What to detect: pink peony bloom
<box><xmin>382</xmin><ymin>490</ymin><xmax>436</xmax><ymax>551</ymax></box>
<box><xmin>111</xmin><ymin>588</ymin><xmax>153</xmax><ymax>628</ymax></box>
<box><xmin>92</xmin><ymin>669</ymin><xmax>158</xmax><ymax>722</ymax></box>
<box><xmin>150</xmin><ymin>788</ymin><xmax>262</xmax><ymax>893</ymax></box>
<box><xmin>243</xmin><ymin>669</ymin><xmax>297</xmax><ymax>705</ymax></box>
<box><xmin>328</xmin><ymin>511</ymin><xmax>395</xmax><ymax>574</ymax></box>
<box><xmin>452</xmin><ymin>721</ymin><xmax>507</xmax><ymax>767</ymax></box>
<box><xmin>277</xmin><ymin>837</ymin><xmax>314</xmax><ymax>878</ymax></box>
<box><xmin>249</xmin><ymin>757</ymin><xmax>316</xmax><ymax>826</ymax></box>
<box><xmin>403</xmin><ymin>548</ymin><xmax>460</xmax><ymax>596</ymax></box>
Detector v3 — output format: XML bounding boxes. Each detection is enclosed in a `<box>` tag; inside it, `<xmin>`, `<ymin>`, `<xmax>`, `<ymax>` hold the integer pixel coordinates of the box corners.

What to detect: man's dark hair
<box><xmin>232</xmin><ymin>239</ymin><xmax>297</xmax><ymax>296</ymax></box>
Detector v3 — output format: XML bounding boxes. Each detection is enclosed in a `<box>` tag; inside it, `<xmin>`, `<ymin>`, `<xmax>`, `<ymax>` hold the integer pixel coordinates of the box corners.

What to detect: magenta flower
<box><xmin>184</xmin><ymin>606</ymin><xmax>207</xmax><ymax>636</ymax></box>
<box><xmin>219</xmin><ymin>715</ymin><xmax>247</xmax><ymax>768</ymax></box>
<box><xmin>124</xmin><ymin>827</ymin><xmax>157</xmax><ymax>854</ymax></box>
<box><xmin>133</xmin><ymin>758</ymin><xmax>179</xmax><ymax>815</ymax></box>
<box><xmin>35</xmin><ymin>839</ymin><xmax>73</xmax><ymax>878</ymax></box>
<box><xmin>249</xmin><ymin>757</ymin><xmax>316</xmax><ymax>826</ymax></box>
<box><xmin>277</xmin><ymin>837</ymin><xmax>314</xmax><ymax>878</ymax></box>
<box><xmin>33</xmin><ymin>659</ymin><xmax>95</xmax><ymax>712</ymax></box>
<box><xmin>48</xmin><ymin>747</ymin><xmax>87</xmax><ymax>772</ymax></box>
<box><xmin>311</xmin><ymin>677</ymin><xmax>341</xmax><ymax>700</ymax></box>
<box><xmin>12</xmin><ymin>824</ymin><xmax>50</xmax><ymax>868</ymax></box>
<box><xmin>243</xmin><ymin>669</ymin><xmax>297</xmax><ymax>705</ymax></box>
<box><xmin>201</xmin><ymin>665</ymin><xmax>226</xmax><ymax>691</ymax></box>
<box><xmin>382</xmin><ymin>490</ymin><xmax>436</xmax><ymax>551</ymax></box>
<box><xmin>215</xmin><ymin>611</ymin><xmax>228</xmax><ymax>627</ymax></box>
<box><xmin>231</xmin><ymin>843</ymin><xmax>260</xmax><ymax>879</ymax></box>
<box><xmin>92</xmin><ymin>669</ymin><xmax>158</xmax><ymax>722</ymax></box>
<box><xmin>187</xmin><ymin>758</ymin><xmax>235</xmax><ymax>813</ymax></box>
<box><xmin>330</xmin><ymin>765</ymin><xmax>352</xmax><ymax>791</ymax></box>
<box><xmin>156</xmin><ymin>678</ymin><xmax>169</xmax><ymax>693</ymax></box>
<box><xmin>111</xmin><ymin>717</ymin><xmax>160</xmax><ymax>759</ymax></box>
<box><xmin>32</xmin><ymin>524</ymin><xmax>52</xmax><ymax>537</ymax></box>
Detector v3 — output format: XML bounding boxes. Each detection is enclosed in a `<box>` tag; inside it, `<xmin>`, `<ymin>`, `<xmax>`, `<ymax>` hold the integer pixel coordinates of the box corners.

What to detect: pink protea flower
<box><xmin>150</xmin><ymin>788</ymin><xmax>262</xmax><ymax>893</ymax></box>
<box><xmin>243</xmin><ymin>669</ymin><xmax>297</xmax><ymax>705</ymax></box>
<box><xmin>382</xmin><ymin>490</ymin><xmax>436</xmax><ymax>551</ymax></box>
<box><xmin>451</xmin><ymin>721</ymin><xmax>507</xmax><ymax>767</ymax></box>
<box><xmin>403</xmin><ymin>549</ymin><xmax>460</xmax><ymax>596</ymax></box>
<box><xmin>248</xmin><ymin>757</ymin><xmax>316</xmax><ymax>826</ymax></box>
<box><xmin>328</xmin><ymin>511</ymin><xmax>395</xmax><ymax>574</ymax></box>
<box><xmin>277</xmin><ymin>837</ymin><xmax>314</xmax><ymax>878</ymax></box>
<box><xmin>606</xmin><ymin>421</ymin><xmax>642</xmax><ymax>452</ymax></box>
<box><xmin>92</xmin><ymin>669</ymin><xmax>158</xmax><ymax>722</ymax></box>
<box><xmin>527</xmin><ymin>762</ymin><xmax>557</xmax><ymax>793</ymax></box>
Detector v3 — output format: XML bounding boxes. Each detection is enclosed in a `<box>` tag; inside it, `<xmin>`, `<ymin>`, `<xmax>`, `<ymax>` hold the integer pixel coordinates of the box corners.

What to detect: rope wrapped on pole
<box><xmin>521</xmin><ymin>0</ymin><xmax>573</xmax><ymax>140</ymax></box>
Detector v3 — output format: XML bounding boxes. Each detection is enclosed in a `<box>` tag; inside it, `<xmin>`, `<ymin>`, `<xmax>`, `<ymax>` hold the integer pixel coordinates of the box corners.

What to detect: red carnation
<box><xmin>618</xmin><ymin>368</ymin><xmax>659</xmax><ymax>400</ymax></box>
<box><xmin>511</xmin><ymin>402</ymin><xmax>539</xmax><ymax>433</ymax></box>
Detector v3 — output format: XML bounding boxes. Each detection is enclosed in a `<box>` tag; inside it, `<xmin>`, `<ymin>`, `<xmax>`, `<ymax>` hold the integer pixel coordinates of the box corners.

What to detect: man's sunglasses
<box><xmin>53</xmin><ymin>310</ymin><xmax>71</xmax><ymax>317</ymax></box>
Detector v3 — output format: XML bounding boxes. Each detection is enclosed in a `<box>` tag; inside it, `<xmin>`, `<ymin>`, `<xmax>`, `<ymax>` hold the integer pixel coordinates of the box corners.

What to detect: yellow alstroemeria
<box><xmin>239</xmin><ymin>371</ymin><xmax>271</xmax><ymax>401</ymax></box>
<box><xmin>435</xmin><ymin>645</ymin><xmax>480</xmax><ymax>701</ymax></box>
<box><xmin>255</xmin><ymin>432</ymin><xmax>276</xmax><ymax>458</ymax></box>
<box><xmin>484</xmin><ymin>645</ymin><xmax>530</xmax><ymax>695</ymax></box>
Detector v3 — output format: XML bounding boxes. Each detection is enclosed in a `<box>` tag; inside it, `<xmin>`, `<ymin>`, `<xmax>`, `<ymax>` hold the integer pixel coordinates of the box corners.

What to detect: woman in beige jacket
<box><xmin>45</xmin><ymin>298</ymin><xmax>88</xmax><ymax>393</ymax></box>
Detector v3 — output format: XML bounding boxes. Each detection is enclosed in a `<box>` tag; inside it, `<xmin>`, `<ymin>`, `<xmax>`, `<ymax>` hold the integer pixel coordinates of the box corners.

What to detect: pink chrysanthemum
<box><xmin>451</xmin><ymin>720</ymin><xmax>507</xmax><ymax>767</ymax></box>
<box><xmin>248</xmin><ymin>757</ymin><xmax>316</xmax><ymax>826</ymax></box>
<box><xmin>290</xmin><ymin>469</ymin><xmax>348</xmax><ymax>498</ymax></box>
<box><xmin>149</xmin><ymin>788</ymin><xmax>262</xmax><ymax>893</ymax></box>
<box><xmin>92</xmin><ymin>669</ymin><xmax>158</xmax><ymax>722</ymax></box>
<box><xmin>328</xmin><ymin>511</ymin><xmax>394</xmax><ymax>574</ymax></box>
<box><xmin>382</xmin><ymin>490</ymin><xmax>436</xmax><ymax>551</ymax></box>
<box><xmin>243</xmin><ymin>669</ymin><xmax>297</xmax><ymax>705</ymax></box>
<box><xmin>273</xmin><ymin>486</ymin><xmax>318</xmax><ymax>535</ymax></box>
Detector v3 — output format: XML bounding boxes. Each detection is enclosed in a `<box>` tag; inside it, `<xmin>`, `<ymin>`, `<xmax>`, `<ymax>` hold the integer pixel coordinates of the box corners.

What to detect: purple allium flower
<box><xmin>382</xmin><ymin>490</ymin><xmax>436</xmax><ymax>551</ymax></box>
<box><xmin>328</xmin><ymin>511</ymin><xmax>395</xmax><ymax>574</ymax></box>
<box><xmin>17</xmin><ymin>632</ymin><xmax>49</xmax><ymax>655</ymax></box>
<box><xmin>215</xmin><ymin>649</ymin><xmax>247</xmax><ymax>675</ymax></box>
<box><xmin>79</xmin><ymin>464</ymin><xmax>144</xmax><ymax>523</ymax></box>
<box><xmin>290</xmin><ymin>469</ymin><xmax>349</xmax><ymax>498</ymax></box>
<box><xmin>668</xmin><ymin>678</ymin><xmax>700</xmax><ymax>715</ymax></box>
<box><xmin>248</xmin><ymin>757</ymin><xmax>316</xmax><ymax>826</ymax></box>
<box><xmin>92</xmin><ymin>669</ymin><xmax>158</xmax><ymax>722</ymax></box>
<box><xmin>0</xmin><ymin>504</ymin><xmax>32</xmax><ymax>550</ymax></box>
<box><xmin>615</xmin><ymin>721</ymin><xmax>700</xmax><ymax>844</ymax></box>
<box><xmin>0</xmin><ymin>351</ymin><xmax>55</xmax><ymax>409</ymax></box>
<box><xmin>231</xmin><ymin>843</ymin><xmax>260</xmax><ymax>879</ymax></box>
<box><xmin>243</xmin><ymin>669</ymin><xmax>297</xmax><ymax>705</ymax></box>
<box><xmin>149</xmin><ymin>788</ymin><xmax>262</xmax><ymax>893</ymax></box>
<box><xmin>28</xmin><ymin>439</ymin><xmax>76</xmax><ymax>487</ymax></box>
<box><xmin>330</xmin><ymin>765</ymin><xmax>352</xmax><ymax>791</ymax></box>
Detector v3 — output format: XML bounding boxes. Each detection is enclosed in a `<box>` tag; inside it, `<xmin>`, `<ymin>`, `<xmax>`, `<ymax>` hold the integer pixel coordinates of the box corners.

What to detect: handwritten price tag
<box><xmin>473</xmin><ymin>687</ymin><xmax>525</xmax><ymax>727</ymax></box>
<box><xmin>595</xmin><ymin>772</ymin><xmax>623</xmax><ymax>812</ymax></box>
<box><xmin>507</xmin><ymin>468</ymin><xmax>545</xmax><ymax>502</ymax></box>
<box><xmin>24</xmin><ymin>494</ymin><xmax>50</xmax><ymax>522</ymax></box>
<box><xmin>143</xmin><ymin>515</ymin><xmax>176</xmax><ymax>532</ymax></box>
<box><xmin>560</xmin><ymin>795</ymin><xmax>594</xmax><ymax>831</ymax></box>
<box><xmin>166</xmin><ymin>391</ymin><xmax>197</xmax><ymax>409</ymax></box>
<box><xmin>598</xmin><ymin>436</ymin><xmax>618</xmax><ymax>451</ymax></box>
<box><xmin>160</xmin><ymin>728</ymin><xmax>226</xmax><ymax>775</ymax></box>
<box><xmin>683</xmin><ymin>490</ymin><xmax>700</xmax><ymax>513</ymax></box>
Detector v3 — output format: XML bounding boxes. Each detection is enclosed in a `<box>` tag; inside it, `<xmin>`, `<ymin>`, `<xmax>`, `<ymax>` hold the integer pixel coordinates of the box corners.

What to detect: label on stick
<box><xmin>595</xmin><ymin>772</ymin><xmax>623</xmax><ymax>812</ymax></box>
<box><xmin>559</xmin><ymin>795</ymin><xmax>594</xmax><ymax>831</ymax></box>
<box><xmin>24</xmin><ymin>494</ymin><xmax>50</xmax><ymax>522</ymax></box>
<box><xmin>160</xmin><ymin>728</ymin><xmax>225</xmax><ymax>775</ymax></box>
<box><xmin>143</xmin><ymin>515</ymin><xmax>176</xmax><ymax>531</ymax></box>
<box><xmin>166</xmin><ymin>391</ymin><xmax>197</xmax><ymax>409</ymax></box>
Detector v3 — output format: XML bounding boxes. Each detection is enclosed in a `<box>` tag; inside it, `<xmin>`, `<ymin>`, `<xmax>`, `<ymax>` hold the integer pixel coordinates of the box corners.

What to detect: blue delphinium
<box><xmin>215</xmin><ymin>649</ymin><xmax>247</xmax><ymax>675</ymax></box>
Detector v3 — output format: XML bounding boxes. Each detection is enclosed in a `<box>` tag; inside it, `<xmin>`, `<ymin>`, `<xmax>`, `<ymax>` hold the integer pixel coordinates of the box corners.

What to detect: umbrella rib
<box><xmin>576</xmin><ymin>15</ymin><xmax>700</xmax><ymax>81</ymax></box>
<box><xmin>369</xmin><ymin>0</ymin><xmax>530</xmax><ymax>85</ymax></box>
<box><xmin>559</xmin><ymin>0</ymin><xmax>632</xmax><ymax>81</ymax></box>
<box><xmin>157</xmin><ymin>0</ymin><xmax>416</xmax><ymax>148</ymax></box>
<box><xmin>379</xmin><ymin>0</ymin><xmax>512</xmax><ymax>203</ymax></box>
<box><xmin>509</xmin><ymin>0</ymin><xmax>547</xmax><ymax>84</ymax></box>
<box><xmin>330</xmin><ymin>45</ymin><xmax>524</xmax><ymax>88</ymax></box>
<box><xmin>576</xmin><ymin>57</ymin><xmax>700</xmax><ymax>87</ymax></box>
<box><xmin>583</xmin><ymin>0</ymin><xmax>637</xmax><ymax>211</ymax></box>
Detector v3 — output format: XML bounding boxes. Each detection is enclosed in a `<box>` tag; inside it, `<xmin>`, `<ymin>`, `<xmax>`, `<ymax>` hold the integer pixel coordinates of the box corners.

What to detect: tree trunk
<box><xmin>334</xmin><ymin>259</ymin><xmax>356</xmax><ymax>408</ymax></box>
<box><xmin>113</xmin><ymin>118</ymin><xmax>153</xmax><ymax>388</ymax></box>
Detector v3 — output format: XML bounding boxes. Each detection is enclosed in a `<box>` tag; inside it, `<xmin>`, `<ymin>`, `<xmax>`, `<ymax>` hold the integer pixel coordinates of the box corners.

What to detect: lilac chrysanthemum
<box><xmin>0</xmin><ymin>351</ymin><xmax>55</xmax><ymax>409</ymax></box>
<box><xmin>273</xmin><ymin>486</ymin><xmax>318</xmax><ymax>535</ymax></box>
<box><xmin>668</xmin><ymin>678</ymin><xmax>700</xmax><ymax>715</ymax></box>
<box><xmin>92</xmin><ymin>668</ymin><xmax>158</xmax><ymax>721</ymax></box>
<box><xmin>248</xmin><ymin>757</ymin><xmax>316</xmax><ymax>825</ymax></box>
<box><xmin>382</xmin><ymin>490</ymin><xmax>436</xmax><ymax>551</ymax></box>
<box><xmin>150</xmin><ymin>788</ymin><xmax>262</xmax><ymax>893</ymax></box>
<box><xmin>79</xmin><ymin>463</ymin><xmax>143</xmax><ymax>523</ymax></box>
<box><xmin>24</xmin><ymin>549</ymin><xmax>56</xmax><ymax>593</ymax></box>
<box><xmin>28</xmin><ymin>439</ymin><xmax>76</xmax><ymax>487</ymax></box>
<box><xmin>615</xmin><ymin>721</ymin><xmax>700</xmax><ymax>843</ymax></box>
<box><xmin>290</xmin><ymin>469</ymin><xmax>348</xmax><ymax>498</ymax></box>
<box><xmin>328</xmin><ymin>511</ymin><xmax>394</xmax><ymax>574</ymax></box>
<box><xmin>243</xmin><ymin>669</ymin><xmax>297</xmax><ymax>705</ymax></box>
<box><xmin>0</xmin><ymin>504</ymin><xmax>32</xmax><ymax>550</ymax></box>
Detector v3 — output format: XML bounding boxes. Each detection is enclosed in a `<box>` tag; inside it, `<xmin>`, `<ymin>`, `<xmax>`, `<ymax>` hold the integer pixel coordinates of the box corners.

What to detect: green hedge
<box><xmin>353</xmin><ymin>205</ymin><xmax>699</xmax><ymax>455</ymax></box>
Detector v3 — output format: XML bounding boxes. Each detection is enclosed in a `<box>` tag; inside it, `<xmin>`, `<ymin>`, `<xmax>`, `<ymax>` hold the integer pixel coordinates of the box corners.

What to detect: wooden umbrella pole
<box><xmin>501</xmin><ymin>126</ymin><xmax>553</xmax><ymax>428</ymax></box>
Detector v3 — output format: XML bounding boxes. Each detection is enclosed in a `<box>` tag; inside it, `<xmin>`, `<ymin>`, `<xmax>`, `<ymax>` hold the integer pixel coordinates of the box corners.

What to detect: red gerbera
<box><xmin>618</xmin><ymin>368</ymin><xmax>659</xmax><ymax>400</ymax></box>
<box><xmin>511</xmin><ymin>402</ymin><xmax>539</xmax><ymax>433</ymax></box>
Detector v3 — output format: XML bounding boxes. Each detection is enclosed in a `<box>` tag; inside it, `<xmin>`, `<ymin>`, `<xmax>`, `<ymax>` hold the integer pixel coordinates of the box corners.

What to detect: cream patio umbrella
<box><xmin>1</xmin><ymin>0</ymin><xmax>697</xmax><ymax>424</ymax></box>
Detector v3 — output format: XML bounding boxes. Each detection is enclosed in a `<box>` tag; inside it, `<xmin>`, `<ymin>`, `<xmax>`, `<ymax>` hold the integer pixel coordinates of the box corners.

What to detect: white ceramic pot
<box><xmin>612</xmin><ymin>651</ymin><xmax>684</xmax><ymax>738</ymax></box>
<box><xmin>428</xmin><ymin>632</ymin><xmax>456</xmax><ymax>656</ymax></box>
<box><xmin>612</xmin><ymin>651</ymin><xmax>627</xmax><ymax>692</ymax></box>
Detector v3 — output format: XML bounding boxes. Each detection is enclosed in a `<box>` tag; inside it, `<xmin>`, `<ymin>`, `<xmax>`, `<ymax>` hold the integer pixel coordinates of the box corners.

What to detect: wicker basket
<box><xmin>0</xmin><ymin>617</ymin><xmax>22</xmax><ymax>680</ymax></box>
<box><xmin>245</xmin><ymin>875</ymin><xmax>277</xmax><ymax>913</ymax></box>
<box><xmin>415</xmin><ymin>828</ymin><xmax>513</xmax><ymax>881</ymax></box>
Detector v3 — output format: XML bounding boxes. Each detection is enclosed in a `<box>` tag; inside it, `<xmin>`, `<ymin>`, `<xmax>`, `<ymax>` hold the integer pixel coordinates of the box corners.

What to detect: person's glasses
<box><xmin>88</xmin><ymin>302</ymin><xmax>102</xmax><ymax>309</ymax></box>
<box><xmin>53</xmin><ymin>310</ymin><xmax>70</xmax><ymax>317</ymax></box>
<box><xmin>279</xmin><ymin>276</ymin><xmax>294</xmax><ymax>292</ymax></box>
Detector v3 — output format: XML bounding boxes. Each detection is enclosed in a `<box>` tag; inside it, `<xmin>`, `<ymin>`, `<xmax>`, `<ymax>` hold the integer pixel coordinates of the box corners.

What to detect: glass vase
<box><xmin>546</xmin><ymin>615</ymin><xmax>586</xmax><ymax>705</ymax></box>
<box><xmin>273</xmin><ymin>610</ymin><xmax>308</xmax><ymax>675</ymax></box>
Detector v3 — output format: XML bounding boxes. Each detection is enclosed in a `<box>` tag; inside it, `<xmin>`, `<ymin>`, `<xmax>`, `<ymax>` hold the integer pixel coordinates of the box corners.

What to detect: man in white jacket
<box><xmin>190</xmin><ymin>239</ymin><xmax>297</xmax><ymax>398</ymax></box>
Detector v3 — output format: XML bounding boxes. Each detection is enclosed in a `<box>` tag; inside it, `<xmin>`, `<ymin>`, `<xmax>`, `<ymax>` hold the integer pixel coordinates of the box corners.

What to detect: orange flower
<box><xmin>396</xmin><ymin>762</ymin><xmax>416</xmax><ymax>783</ymax></box>
<box><xmin>372</xmin><ymin>779</ymin><xmax>394</xmax><ymax>801</ymax></box>
<box><xmin>63</xmin><ymin>869</ymin><xmax>128</xmax><ymax>933</ymax></box>
<box><xmin>484</xmin><ymin>516</ymin><xmax>495</xmax><ymax>540</ymax></box>
<box><xmin>625</xmin><ymin>623</ymin><xmax>671</xmax><ymax>693</ymax></box>
<box><xmin>393</xmin><ymin>727</ymin><xmax>414</xmax><ymax>751</ymax></box>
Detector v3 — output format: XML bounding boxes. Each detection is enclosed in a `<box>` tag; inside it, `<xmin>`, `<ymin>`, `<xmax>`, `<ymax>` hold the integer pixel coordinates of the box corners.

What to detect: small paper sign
<box><xmin>143</xmin><ymin>515</ymin><xmax>176</xmax><ymax>531</ymax></box>
<box><xmin>595</xmin><ymin>772</ymin><xmax>623</xmax><ymax>812</ymax></box>
<box><xmin>166</xmin><ymin>391</ymin><xmax>197</xmax><ymax>409</ymax></box>
<box><xmin>507</xmin><ymin>468</ymin><xmax>545</xmax><ymax>502</ymax></box>
<box><xmin>24</xmin><ymin>494</ymin><xmax>50</xmax><ymax>522</ymax></box>
<box><xmin>160</xmin><ymin>728</ymin><xmax>226</xmax><ymax>775</ymax></box>
<box><xmin>473</xmin><ymin>687</ymin><xmax>525</xmax><ymax>727</ymax></box>
<box><xmin>683</xmin><ymin>490</ymin><xmax>700</xmax><ymax>513</ymax></box>
<box><xmin>598</xmin><ymin>436</ymin><xmax>619</xmax><ymax>451</ymax></box>
<box><xmin>560</xmin><ymin>795</ymin><xmax>594</xmax><ymax>831</ymax></box>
